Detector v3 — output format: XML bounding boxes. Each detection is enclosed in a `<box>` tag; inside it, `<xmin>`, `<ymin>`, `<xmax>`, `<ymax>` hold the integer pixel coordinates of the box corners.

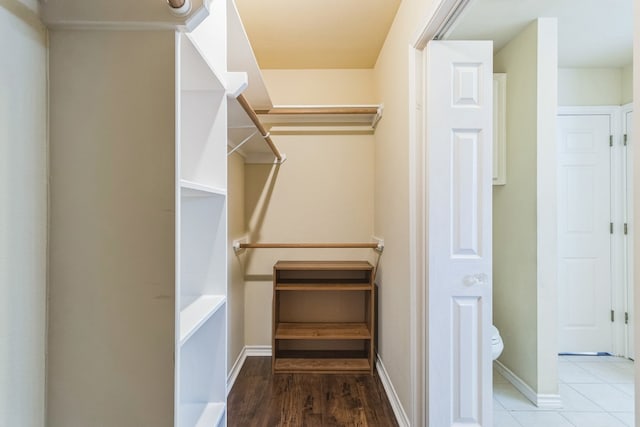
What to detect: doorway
<box><xmin>410</xmin><ymin>0</ymin><xmax>635</xmax><ymax>425</ymax></box>
<box><xmin>557</xmin><ymin>107</ymin><xmax>635</xmax><ymax>358</ymax></box>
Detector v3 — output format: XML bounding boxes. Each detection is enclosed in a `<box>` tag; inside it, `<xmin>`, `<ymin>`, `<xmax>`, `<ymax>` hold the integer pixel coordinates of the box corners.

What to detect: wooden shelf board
<box><xmin>275</xmin><ymin>322</ymin><xmax>371</xmax><ymax>340</ymax></box>
<box><xmin>180</xmin><ymin>402</ymin><xmax>225</xmax><ymax>427</ymax></box>
<box><xmin>275</xmin><ymin>284</ymin><xmax>371</xmax><ymax>291</ymax></box>
<box><xmin>180</xmin><ymin>295</ymin><xmax>226</xmax><ymax>345</ymax></box>
<box><xmin>274</xmin><ymin>260</ymin><xmax>373</xmax><ymax>271</ymax></box>
<box><xmin>180</xmin><ymin>180</ymin><xmax>226</xmax><ymax>197</ymax></box>
<box><xmin>274</xmin><ymin>357</ymin><xmax>370</xmax><ymax>373</ymax></box>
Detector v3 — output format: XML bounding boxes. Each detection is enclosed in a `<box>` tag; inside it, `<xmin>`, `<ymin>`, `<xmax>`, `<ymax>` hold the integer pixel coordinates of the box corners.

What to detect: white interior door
<box><xmin>426</xmin><ymin>40</ymin><xmax>493</xmax><ymax>427</ymax></box>
<box><xmin>623</xmin><ymin>108</ymin><xmax>634</xmax><ymax>359</ymax></box>
<box><xmin>557</xmin><ymin>114</ymin><xmax>612</xmax><ymax>353</ymax></box>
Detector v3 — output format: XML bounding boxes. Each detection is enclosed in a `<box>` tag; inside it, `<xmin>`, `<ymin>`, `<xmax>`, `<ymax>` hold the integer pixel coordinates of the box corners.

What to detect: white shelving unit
<box><xmin>45</xmin><ymin>0</ymin><xmax>269</xmax><ymax>425</ymax></box>
<box><xmin>176</xmin><ymin>1</ymin><xmax>230</xmax><ymax>424</ymax></box>
<box><xmin>175</xmin><ymin>1</ymin><xmax>271</xmax><ymax>424</ymax></box>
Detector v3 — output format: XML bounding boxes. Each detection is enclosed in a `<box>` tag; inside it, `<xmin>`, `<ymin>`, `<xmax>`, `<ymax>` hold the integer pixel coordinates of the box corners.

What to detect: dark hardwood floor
<box><xmin>228</xmin><ymin>357</ymin><xmax>399</xmax><ymax>427</ymax></box>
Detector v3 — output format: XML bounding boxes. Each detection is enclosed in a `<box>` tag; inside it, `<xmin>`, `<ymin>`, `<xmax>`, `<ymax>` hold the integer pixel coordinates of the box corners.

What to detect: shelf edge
<box><xmin>179</xmin><ymin>295</ymin><xmax>226</xmax><ymax>345</ymax></box>
<box><xmin>180</xmin><ymin>179</ymin><xmax>227</xmax><ymax>197</ymax></box>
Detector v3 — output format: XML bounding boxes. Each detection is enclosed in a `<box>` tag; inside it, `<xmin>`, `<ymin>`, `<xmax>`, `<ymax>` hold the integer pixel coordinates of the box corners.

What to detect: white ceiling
<box><xmin>448</xmin><ymin>0</ymin><xmax>633</xmax><ymax>68</ymax></box>
<box><xmin>234</xmin><ymin>0</ymin><xmax>401</xmax><ymax>69</ymax></box>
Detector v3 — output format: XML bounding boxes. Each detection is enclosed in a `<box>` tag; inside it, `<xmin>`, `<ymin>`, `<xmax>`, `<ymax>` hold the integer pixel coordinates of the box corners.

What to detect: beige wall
<box><xmin>493</xmin><ymin>19</ymin><xmax>558</xmax><ymax>395</ymax></box>
<box><xmin>559</xmin><ymin>67</ymin><xmax>633</xmax><ymax>106</ymax></box>
<box><xmin>261</xmin><ymin>69</ymin><xmax>377</xmax><ymax>104</ymax></box>
<box><xmin>48</xmin><ymin>30</ymin><xmax>175</xmax><ymax>426</ymax></box>
<box><xmin>0</xmin><ymin>3</ymin><xmax>47</xmax><ymax>426</ymax></box>
<box><xmin>372</xmin><ymin>0</ymin><xmax>432</xmax><ymax>419</ymax></box>
<box><xmin>493</xmin><ymin>21</ymin><xmax>541</xmax><ymax>391</ymax></box>
<box><xmin>240</xmin><ymin>69</ymin><xmax>376</xmax><ymax>348</ymax></box>
<box><xmin>621</xmin><ymin>63</ymin><xmax>633</xmax><ymax>105</ymax></box>
<box><xmin>228</xmin><ymin>151</ymin><xmax>246</xmax><ymax>369</ymax></box>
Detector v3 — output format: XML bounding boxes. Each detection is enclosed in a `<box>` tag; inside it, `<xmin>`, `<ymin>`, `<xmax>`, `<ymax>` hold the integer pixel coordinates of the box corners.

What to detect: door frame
<box><xmin>621</xmin><ymin>102</ymin><xmax>634</xmax><ymax>360</ymax></box>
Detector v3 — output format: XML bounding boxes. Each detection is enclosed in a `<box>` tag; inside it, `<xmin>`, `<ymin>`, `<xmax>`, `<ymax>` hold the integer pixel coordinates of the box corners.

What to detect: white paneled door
<box><xmin>426</xmin><ymin>41</ymin><xmax>493</xmax><ymax>427</ymax></box>
<box><xmin>557</xmin><ymin>114</ymin><xmax>612</xmax><ymax>353</ymax></box>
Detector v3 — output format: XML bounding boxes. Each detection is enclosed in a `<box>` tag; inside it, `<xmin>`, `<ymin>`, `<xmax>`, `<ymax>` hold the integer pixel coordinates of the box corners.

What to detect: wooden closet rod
<box><xmin>167</xmin><ymin>0</ymin><xmax>185</xmax><ymax>8</ymax></box>
<box><xmin>236</xmin><ymin>94</ymin><xmax>285</xmax><ymax>163</ymax></box>
<box><xmin>237</xmin><ymin>242</ymin><xmax>382</xmax><ymax>250</ymax></box>
<box><xmin>167</xmin><ymin>0</ymin><xmax>191</xmax><ymax>15</ymax></box>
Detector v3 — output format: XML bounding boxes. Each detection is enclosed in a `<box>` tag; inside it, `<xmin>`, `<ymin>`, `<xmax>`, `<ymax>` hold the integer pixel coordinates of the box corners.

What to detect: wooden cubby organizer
<box><xmin>272</xmin><ymin>261</ymin><xmax>375</xmax><ymax>374</ymax></box>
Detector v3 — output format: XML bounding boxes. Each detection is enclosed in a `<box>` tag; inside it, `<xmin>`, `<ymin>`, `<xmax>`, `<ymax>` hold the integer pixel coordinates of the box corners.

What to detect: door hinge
<box><xmin>611</xmin><ymin>310</ymin><xmax>615</xmax><ymax>322</ymax></box>
<box><xmin>624</xmin><ymin>223</ymin><xmax>628</xmax><ymax>235</ymax></box>
<box><xmin>610</xmin><ymin>135</ymin><xmax>614</xmax><ymax>147</ymax></box>
<box><xmin>624</xmin><ymin>134</ymin><xmax>628</xmax><ymax>146</ymax></box>
<box><xmin>610</xmin><ymin>222</ymin><xmax>614</xmax><ymax>234</ymax></box>
<box><xmin>625</xmin><ymin>312</ymin><xmax>629</xmax><ymax>324</ymax></box>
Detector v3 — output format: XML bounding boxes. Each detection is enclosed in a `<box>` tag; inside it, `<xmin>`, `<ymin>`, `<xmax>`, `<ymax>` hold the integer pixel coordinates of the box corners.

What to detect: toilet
<box><xmin>491</xmin><ymin>325</ymin><xmax>504</xmax><ymax>360</ymax></box>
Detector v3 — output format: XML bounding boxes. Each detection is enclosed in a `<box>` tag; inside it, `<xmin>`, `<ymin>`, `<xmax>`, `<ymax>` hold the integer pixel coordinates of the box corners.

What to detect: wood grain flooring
<box><xmin>228</xmin><ymin>357</ymin><xmax>399</xmax><ymax>427</ymax></box>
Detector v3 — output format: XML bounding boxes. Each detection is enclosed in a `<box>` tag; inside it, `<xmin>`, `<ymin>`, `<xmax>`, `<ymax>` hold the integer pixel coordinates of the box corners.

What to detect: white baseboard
<box><xmin>376</xmin><ymin>355</ymin><xmax>410</xmax><ymax>427</ymax></box>
<box><xmin>245</xmin><ymin>345</ymin><xmax>272</xmax><ymax>357</ymax></box>
<box><xmin>227</xmin><ymin>345</ymin><xmax>273</xmax><ymax>395</ymax></box>
<box><xmin>494</xmin><ymin>360</ymin><xmax>562</xmax><ymax>409</ymax></box>
<box><xmin>227</xmin><ymin>347</ymin><xmax>248</xmax><ymax>396</ymax></box>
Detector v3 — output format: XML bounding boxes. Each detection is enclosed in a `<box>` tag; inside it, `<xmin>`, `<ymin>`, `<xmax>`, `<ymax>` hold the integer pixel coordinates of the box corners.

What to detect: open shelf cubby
<box><xmin>272</xmin><ymin>261</ymin><xmax>375</xmax><ymax>374</ymax></box>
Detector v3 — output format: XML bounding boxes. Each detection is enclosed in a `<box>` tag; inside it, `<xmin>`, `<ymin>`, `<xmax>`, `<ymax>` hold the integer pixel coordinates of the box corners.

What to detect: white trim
<box><xmin>376</xmin><ymin>356</ymin><xmax>410</xmax><ymax>427</ymax></box>
<box><xmin>621</xmin><ymin>102</ymin><xmax>635</xmax><ymax>360</ymax></box>
<box><xmin>226</xmin><ymin>346</ymin><xmax>248</xmax><ymax>395</ymax></box>
<box><xmin>43</xmin><ymin>2</ymin><xmax>209</xmax><ymax>32</ymax></box>
<box><xmin>494</xmin><ymin>361</ymin><xmax>563</xmax><ymax>409</ymax></box>
<box><xmin>226</xmin><ymin>345</ymin><xmax>272</xmax><ymax>394</ymax></box>
<box><xmin>408</xmin><ymin>42</ymin><xmax>427</xmax><ymax>427</ymax></box>
<box><xmin>412</xmin><ymin>0</ymin><xmax>473</xmax><ymax>49</ymax></box>
<box><xmin>493</xmin><ymin>73</ymin><xmax>507</xmax><ymax>185</ymax></box>
<box><xmin>244</xmin><ymin>345</ymin><xmax>272</xmax><ymax>357</ymax></box>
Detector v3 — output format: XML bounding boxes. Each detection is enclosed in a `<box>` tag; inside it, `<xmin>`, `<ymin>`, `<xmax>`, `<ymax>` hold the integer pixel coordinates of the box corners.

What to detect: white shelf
<box><xmin>181</xmin><ymin>180</ymin><xmax>227</xmax><ymax>197</ymax></box>
<box><xmin>180</xmin><ymin>402</ymin><xmax>225</xmax><ymax>427</ymax></box>
<box><xmin>181</xmin><ymin>33</ymin><xmax>226</xmax><ymax>92</ymax></box>
<box><xmin>180</xmin><ymin>295</ymin><xmax>226</xmax><ymax>345</ymax></box>
<box><xmin>257</xmin><ymin>104</ymin><xmax>384</xmax><ymax>134</ymax></box>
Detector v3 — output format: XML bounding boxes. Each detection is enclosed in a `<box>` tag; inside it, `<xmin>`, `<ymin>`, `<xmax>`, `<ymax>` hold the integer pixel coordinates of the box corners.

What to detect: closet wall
<box><xmin>47</xmin><ymin>30</ymin><xmax>176</xmax><ymax>426</ymax></box>
<box><xmin>371</xmin><ymin>0</ymin><xmax>431</xmax><ymax>417</ymax></box>
<box><xmin>233</xmin><ymin>69</ymin><xmax>377</xmax><ymax>351</ymax></box>
<box><xmin>0</xmin><ymin>3</ymin><xmax>47</xmax><ymax>426</ymax></box>
<box><xmin>559</xmin><ymin>66</ymin><xmax>634</xmax><ymax>106</ymax></box>
<box><xmin>228</xmin><ymin>151</ymin><xmax>246</xmax><ymax>370</ymax></box>
<box><xmin>493</xmin><ymin>19</ymin><xmax>559</xmax><ymax>396</ymax></box>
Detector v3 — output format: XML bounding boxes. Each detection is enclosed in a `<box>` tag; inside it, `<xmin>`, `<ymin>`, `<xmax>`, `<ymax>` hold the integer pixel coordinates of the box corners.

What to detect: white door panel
<box><xmin>557</xmin><ymin>114</ymin><xmax>612</xmax><ymax>353</ymax></box>
<box><xmin>427</xmin><ymin>40</ymin><xmax>492</xmax><ymax>427</ymax></box>
<box><xmin>623</xmin><ymin>109</ymin><xmax>634</xmax><ymax>359</ymax></box>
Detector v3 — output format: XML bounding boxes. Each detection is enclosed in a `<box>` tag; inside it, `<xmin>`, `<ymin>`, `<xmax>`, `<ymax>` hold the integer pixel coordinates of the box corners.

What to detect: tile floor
<box><xmin>494</xmin><ymin>355</ymin><xmax>635</xmax><ymax>427</ymax></box>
